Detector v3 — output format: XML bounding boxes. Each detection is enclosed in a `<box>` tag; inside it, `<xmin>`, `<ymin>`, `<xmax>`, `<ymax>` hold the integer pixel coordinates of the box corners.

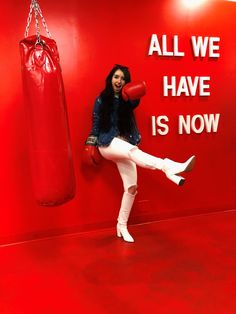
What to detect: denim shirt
<box><xmin>91</xmin><ymin>96</ymin><xmax>141</xmax><ymax>147</ymax></box>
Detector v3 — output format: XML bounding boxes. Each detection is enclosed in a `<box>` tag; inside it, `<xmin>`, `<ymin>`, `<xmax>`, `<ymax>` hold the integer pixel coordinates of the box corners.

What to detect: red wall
<box><xmin>0</xmin><ymin>0</ymin><xmax>236</xmax><ymax>244</ymax></box>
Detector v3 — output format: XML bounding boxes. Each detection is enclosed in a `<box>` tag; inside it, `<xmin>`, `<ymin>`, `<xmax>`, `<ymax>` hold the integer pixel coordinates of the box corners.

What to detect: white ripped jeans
<box><xmin>99</xmin><ymin>137</ymin><xmax>164</xmax><ymax>193</ymax></box>
<box><xmin>98</xmin><ymin>137</ymin><xmax>195</xmax><ymax>230</ymax></box>
<box><xmin>98</xmin><ymin>137</ymin><xmax>165</xmax><ymax>227</ymax></box>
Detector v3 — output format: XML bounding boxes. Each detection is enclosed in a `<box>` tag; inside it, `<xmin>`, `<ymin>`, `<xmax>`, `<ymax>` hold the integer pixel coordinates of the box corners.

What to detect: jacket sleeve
<box><xmin>129</xmin><ymin>99</ymin><xmax>140</xmax><ymax>110</ymax></box>
<box><xmin>90</xmin><ymin>97</ymin><xmax>102</xmax><ymax>137</ymax></box>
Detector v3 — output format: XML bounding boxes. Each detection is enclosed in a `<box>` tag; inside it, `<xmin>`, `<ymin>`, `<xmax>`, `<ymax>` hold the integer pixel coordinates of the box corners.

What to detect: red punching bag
<box><xmin>19</xmin><ymin>0</ymin><xmax>76</xmax><ymax>206</ymax></box>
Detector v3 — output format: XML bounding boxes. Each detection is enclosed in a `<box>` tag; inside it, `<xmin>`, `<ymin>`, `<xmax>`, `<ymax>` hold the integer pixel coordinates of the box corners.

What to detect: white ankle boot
<box><xmin>117</xmin><ymin>223</ymin><xmax>134</xmax><ymax>242</ymax></box>
<box><xmin>162</xmin><ymin>155</ymin><xmax>196</xmax><ymax>186</ymax></box>
<box><xmin>117</xmin><ymin>192</ymin><xmax>136</xmax><ymax>243</ymax></box>
<box><xmin>127</xmin><ymin>148</ymin><xmax>195</xmax><ymax>186</ymax></box>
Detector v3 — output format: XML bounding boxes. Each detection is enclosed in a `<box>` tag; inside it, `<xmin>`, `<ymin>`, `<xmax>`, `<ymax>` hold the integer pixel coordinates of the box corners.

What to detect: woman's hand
<box><xmin>122</xmin><ymin>81</ymin><xmax>146</xmax><ymax>101</ymax></box>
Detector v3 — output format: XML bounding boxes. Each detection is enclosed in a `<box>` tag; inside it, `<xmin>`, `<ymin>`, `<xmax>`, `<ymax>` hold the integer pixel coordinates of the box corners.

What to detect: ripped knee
<box><xmin>127</xmin><ymin>184</ymin><xmax>138</xmax><ymax>195</ymax></box>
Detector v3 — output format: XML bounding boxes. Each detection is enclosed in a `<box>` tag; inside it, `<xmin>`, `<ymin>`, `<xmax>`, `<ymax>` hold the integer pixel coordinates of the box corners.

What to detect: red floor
<box><xmin>0</xmin><ymin>210</ymin><xmax>236</xmax><ymax>314</ymax></box>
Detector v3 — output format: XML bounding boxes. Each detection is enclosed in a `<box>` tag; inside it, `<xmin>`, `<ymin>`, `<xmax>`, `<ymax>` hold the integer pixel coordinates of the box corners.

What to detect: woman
<box><xmin>89</xmin><ymin>64</ymin><xmax>195</xmax><ymax>243</ymax></box>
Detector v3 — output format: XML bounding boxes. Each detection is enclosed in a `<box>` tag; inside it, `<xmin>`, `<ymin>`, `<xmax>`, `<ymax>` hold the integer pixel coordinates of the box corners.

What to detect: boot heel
<box><xmin>166</xmin><ymin>173</ymin><xmax>185</xmax><ymax>186</ymax></box>
<box><xmin>116</xmin><ymin>225</ymin><xmax>122</xmax><ymax>238</ymax></box>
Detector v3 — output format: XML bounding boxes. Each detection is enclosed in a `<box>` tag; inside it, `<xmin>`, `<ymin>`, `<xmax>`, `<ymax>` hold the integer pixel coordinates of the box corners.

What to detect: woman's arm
<box><xmin>90</xmin><ymin>97</ymin><xmax>102</xmax><ymax>137</ymax></box>
<box><xmin>128</xmin><ymin>99</ymin><xmax>140</xmax><ymax>110</ymax></box>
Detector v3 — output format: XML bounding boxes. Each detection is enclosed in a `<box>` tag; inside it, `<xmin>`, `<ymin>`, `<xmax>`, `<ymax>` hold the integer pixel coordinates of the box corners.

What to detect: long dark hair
<box><xmin>99</xmin><ymin>64</ymin><xmax>134</xmax><ymax>134</ymax></box>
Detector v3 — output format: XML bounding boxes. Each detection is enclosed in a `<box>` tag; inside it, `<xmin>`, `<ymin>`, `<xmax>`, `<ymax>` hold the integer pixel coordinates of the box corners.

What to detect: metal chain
<box><xmin>24</xmin><ymin>2</ymin><xmax>34</xmax><ymax>38</ymax></box>
<box><xmin>33</xmin><ymin>0</ymin><xmax>41</xmax><ymax>44</ymax></box>
<box><xmin>24</xmin><ymin>0</ymin><xmax>52</xmax><ymax>40</ymax></box>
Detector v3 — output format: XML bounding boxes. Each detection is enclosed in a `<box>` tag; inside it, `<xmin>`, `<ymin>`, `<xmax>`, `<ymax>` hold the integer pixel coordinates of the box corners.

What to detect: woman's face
<box><xmin>111</xmin><ymin>69</ymin><xmax>126</xmax><ymax>95</ymax></box>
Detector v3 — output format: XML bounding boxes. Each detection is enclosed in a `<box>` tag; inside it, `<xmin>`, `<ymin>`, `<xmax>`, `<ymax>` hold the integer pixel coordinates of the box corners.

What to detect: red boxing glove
<box><xmin>82</xmin><ymin>135</ymin><xmax>102</xmax><ymax>166</ymax></box>
<box><xmin>122</xmin><ymin>80</ymin><xmax>146</xmax><ymax>101</ymax></box>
